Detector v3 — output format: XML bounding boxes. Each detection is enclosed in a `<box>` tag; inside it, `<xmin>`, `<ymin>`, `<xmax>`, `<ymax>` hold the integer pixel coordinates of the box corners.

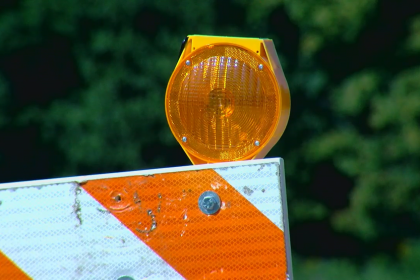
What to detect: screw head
<box><xmin>182</xmin><ymin>136</ymin><xmax>187</xmax><ymax>142</ymax></box>
<box><xmin>258</xmin><ymin>64</ymin><xmax>263</xmax><ymax>70</ymax></box>
<box><xmin>254</xmin><ymin>140</ymin><xmax>260</xmax><ymax>146</ymax></box>
<box><xmin>198</xmin><ymin>191</ymin><xmax>221</xmax><ymax>215</ymax></box>
<box><xmin>185</xmin><ymin>60</ymin><xmax>191</xmax><ymax>66</ymax></box>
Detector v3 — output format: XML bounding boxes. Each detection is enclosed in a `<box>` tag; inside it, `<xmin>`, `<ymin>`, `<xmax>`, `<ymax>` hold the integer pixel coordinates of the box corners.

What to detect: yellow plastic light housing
<box><xmin>166</xmin><ymin>35</ymin><xmax>290</xmax><ymax>164</ymax></box>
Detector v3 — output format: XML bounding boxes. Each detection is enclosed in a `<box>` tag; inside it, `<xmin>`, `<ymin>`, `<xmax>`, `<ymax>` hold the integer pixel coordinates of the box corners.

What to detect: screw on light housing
<box><xmin>198</xmin><ymin>191</ymin><xmax>221</xmax><ymax>215</ymax></box>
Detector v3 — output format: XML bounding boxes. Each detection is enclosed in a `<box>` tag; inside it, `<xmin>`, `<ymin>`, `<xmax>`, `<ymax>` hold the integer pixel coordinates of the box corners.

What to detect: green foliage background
<box><xmin>1</xmin><ymin>0</ymin><xmax>419</xmax><ymax>278</ymax></box>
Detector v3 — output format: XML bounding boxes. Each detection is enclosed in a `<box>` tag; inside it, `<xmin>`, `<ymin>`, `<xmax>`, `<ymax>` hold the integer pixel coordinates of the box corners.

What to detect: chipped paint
<box><xmin>257</xmin><ymin>164</ymin><xmax>265</xmax><ymax>171</ymax></box>
<box><xmin>243</xmin><ymin>186</ymin><xmax>254</xmax><ymax>196</ymax></box>
<box><xmin>97</xmin><ymin>207</ymin><xmax>110</xmax><ymax>214</ymax></box>
<box><xmin>73</xmin><ymin>185</ymin><xmax>82</xmax><ymax>227</ymax></box>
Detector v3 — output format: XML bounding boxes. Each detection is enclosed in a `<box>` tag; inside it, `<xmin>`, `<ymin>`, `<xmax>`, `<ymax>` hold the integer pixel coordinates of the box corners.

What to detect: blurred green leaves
<box><xmin>294</xmin><ymin>240</ymin><xmax>420</xmax><ymax>280</ymax></box>
<box><xmin>332</xmin><ymin>71</ymin><xmax>379</xmax><ymax>116</ymax></box>
<box><xmin>405</xmin><ymin>16</ymin><xmax>420</xmax><ymax>53</ymax></box>
<box><xmin>0</xmin><ymin>74</ymin><xmax>9</xmax><ymax>127</ymax></box>
<box><xmin>306</xmin><ymin>65</ymin><xmax>420</xmax><ymax>240</ymax></box>
<box><xmin>285</xmin><ymin>0</ymin><xmax>377</xmax><ymax>54</ymax></box>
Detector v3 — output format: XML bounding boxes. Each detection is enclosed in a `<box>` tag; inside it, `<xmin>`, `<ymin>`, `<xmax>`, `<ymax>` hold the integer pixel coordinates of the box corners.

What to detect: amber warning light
<box><xmin>165</xmin><ymin>35</ymin><xmax>290</xmax><ymax>164</ymax></box>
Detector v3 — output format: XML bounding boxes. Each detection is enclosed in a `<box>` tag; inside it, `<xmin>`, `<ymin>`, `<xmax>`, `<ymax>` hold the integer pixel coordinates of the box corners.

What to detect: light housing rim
<box><xmin>165</xmin><ymin>35</ymin><xmax>290</xmax><ymax>165</ymax></box>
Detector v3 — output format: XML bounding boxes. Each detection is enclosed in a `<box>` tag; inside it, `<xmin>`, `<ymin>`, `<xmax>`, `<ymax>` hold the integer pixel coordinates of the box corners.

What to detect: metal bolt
<box><xmin>198</xmin><ymin>191</ymin><xmax>221</xmax><ymax>215</ymax></box>
<box><xmin>182</xmin><ymin>136</ymin><xmax>187</xmax><ymax>142</ymax></box>
<box><xmin>254</xmin><ymin>140</ymin><xmax>260</xmax><ymax>146</ymax></box>
<box><xmin>185</xmin><ymin>60</ymin><xmax>191</xmax><ymax>66</ymax></box>
<box><xmin>258</xmin><ymin>64</ymin><xmax>263</xmax><ymax>70</ymax></box>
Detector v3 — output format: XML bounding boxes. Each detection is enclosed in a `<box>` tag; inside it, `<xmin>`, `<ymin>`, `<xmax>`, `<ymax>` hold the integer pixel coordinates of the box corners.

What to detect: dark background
<box><xmin>1</xmin><ymin>0</ymin><xmax>420</xmax><ymax>278</ymax></box>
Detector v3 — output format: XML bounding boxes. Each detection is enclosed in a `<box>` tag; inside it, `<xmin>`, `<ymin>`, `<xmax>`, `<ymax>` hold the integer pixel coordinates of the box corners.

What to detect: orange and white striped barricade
<box><xmin>0</xmin><ymin>158</ymin><xmax>293</xmax><ymax>280</ymax></box>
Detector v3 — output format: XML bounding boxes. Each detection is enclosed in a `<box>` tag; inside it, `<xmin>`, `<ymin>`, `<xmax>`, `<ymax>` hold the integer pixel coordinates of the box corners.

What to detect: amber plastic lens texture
<box><xmin>166</xmin><ymin>44</ymin><xmax>280</xmax><ymax>162</ymax></box>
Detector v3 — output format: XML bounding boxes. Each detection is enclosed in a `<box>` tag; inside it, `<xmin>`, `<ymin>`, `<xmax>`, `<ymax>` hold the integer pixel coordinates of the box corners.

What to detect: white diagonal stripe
<box><xmin>0</xmin><ymin>183</ymin><xmax>184</xmax><ymax>280</ymax></box>
<box><xmin>215</xmin><ymin>159</ymin><xmax>284</xmax><ymax>231</ymax></box>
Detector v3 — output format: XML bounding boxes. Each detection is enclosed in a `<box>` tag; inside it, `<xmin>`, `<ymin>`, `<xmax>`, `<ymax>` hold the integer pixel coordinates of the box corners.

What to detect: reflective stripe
<box><xmin>215</xmin><ymin>161</ymin><xmax>284</xmax><ymax>231</ymax></box>
<box><xmin>0</xmin><ymin>159</ymin><xmax>291</xmax><ymax>280</ymax></box>
<box><xmin>0</xmin><ymin>250</ymin><xmax>31</xmax><ymax>279</ymax></box>
<box><xmin>0</xmin><ymin>183</ymin><xmax>183</xmax><ymax>279</ymax></box>
<box><xmin>83</xmin><ymin>168</ymin><xmax>287</xmax><ymax>279</ymax></box>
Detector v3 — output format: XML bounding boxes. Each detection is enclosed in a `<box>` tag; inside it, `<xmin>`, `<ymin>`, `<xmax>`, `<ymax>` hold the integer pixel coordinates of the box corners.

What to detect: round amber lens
<box><xmin>166</xmin><ymin>44</ymin><xmax>280</xmax><ymax>162</ymax></box>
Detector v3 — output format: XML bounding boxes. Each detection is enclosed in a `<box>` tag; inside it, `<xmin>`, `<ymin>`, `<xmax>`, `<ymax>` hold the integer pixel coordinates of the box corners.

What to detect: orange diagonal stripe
<box><xmin>82</xmin><ymin>169</ymin><xmax>287</xmax><ymax>279</ymax></box>
<box><xmin>0</xmin><ymin>250</ymin><xmax>31</xmax><ymax>280</ymax></box>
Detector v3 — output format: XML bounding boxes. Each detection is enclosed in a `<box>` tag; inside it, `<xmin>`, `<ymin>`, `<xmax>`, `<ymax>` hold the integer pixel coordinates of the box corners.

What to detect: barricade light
<box><xmin>165</xmin><ymin>35</ymin><xmax>290</xmax><ymax>164</ymax></box>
